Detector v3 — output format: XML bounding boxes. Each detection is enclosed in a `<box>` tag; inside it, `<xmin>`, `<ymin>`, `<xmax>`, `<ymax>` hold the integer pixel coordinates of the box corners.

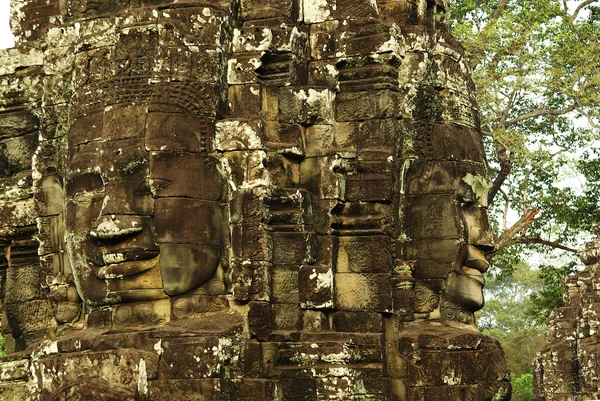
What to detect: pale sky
<box><xmin>0</xmin><ymin>0</ymin><xmax>14</xmax><ymax>49</ymax></box>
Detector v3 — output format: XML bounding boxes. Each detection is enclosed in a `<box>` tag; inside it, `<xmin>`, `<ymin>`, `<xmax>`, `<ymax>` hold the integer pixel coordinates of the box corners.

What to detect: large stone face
<box><xmin>0</xmin><ymin>0</ymin><xmax>510</xmax><ymax>399</ymax></box>
<box><xmin>534</xmin><ymin>224</ymin><xmax>600</xmax><ymax>401</ymax></box>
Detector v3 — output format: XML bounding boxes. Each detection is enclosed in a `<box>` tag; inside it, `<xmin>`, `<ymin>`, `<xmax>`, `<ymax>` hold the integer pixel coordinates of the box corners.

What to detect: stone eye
<box><xmin>135</xmin><ymin>180</ymin><xmax>153</xmax><ymax>195</ymax></box>
<box><xmin>146</xmin><ymin>178</ymin><xmax>171</xmax><ymax>195</ymax></box>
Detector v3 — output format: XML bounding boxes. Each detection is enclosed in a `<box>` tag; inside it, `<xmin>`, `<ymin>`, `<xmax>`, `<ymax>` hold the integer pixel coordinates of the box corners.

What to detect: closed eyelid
<box><xmin>148</xmin><ymin>178</ymin><xmax>171</xmax><ymax>195</ymax></box>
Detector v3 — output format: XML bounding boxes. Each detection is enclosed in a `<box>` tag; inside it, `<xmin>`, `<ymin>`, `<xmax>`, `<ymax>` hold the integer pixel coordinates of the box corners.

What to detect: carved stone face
<box><xmin>406</xmin><ymin>124</ymin><xmax>494</xmax><ymax>320</ymax></box>
<box><xmin>64</xmin><ymin>106</ymin><xmax>224</xmax><ymax>305</ymax></box>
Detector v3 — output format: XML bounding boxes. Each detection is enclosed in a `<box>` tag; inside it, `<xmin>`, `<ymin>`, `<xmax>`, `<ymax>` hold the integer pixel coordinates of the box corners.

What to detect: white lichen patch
<box><xmin>304</xmin><ymin>0</ymin><xmax>334</xmax><ymax>23</ymax></box>
<box><xmin>309</xmin><ymin>268</ymin><xmax>333</xmax><ymax>291</ymax></box>
<box><xmin>442</xmin><ymin>370</ymin><xmax>462</xmax><ymax>385</ymax></box>
<box><xmin>0</xmin><ymin>47</ymin><xmax>43</xmax><ymax>75</ymax></box>
<box><xmin>215</xmin><ymin>120</ymin><xmax>264</xmax><ymax>151</ymax></box>
<box><xmin>90</xmin><ymin>217</ymin><xmax>142</xmax><ymax>239</ymax></box>
<box><xmin>137</xmin><ymin>358</ymin><xmax>148</xmax><ymax>395</ymax></box>
<box><xmin>103</xmin><ymin>253</ymin><xmax>125</xmax><ymax>264</ymax></box>
<box><xmin>154</xmin><ymin>340</ymin><xmax>164</xmax><ymax>356</ymax></box>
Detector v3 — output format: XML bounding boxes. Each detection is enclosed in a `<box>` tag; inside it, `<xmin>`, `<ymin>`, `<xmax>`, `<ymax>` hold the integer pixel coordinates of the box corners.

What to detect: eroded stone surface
<box><xmin>0</xmin><ymin>0</ymin><xmax>510</xmax><ymax>399</ymax></box>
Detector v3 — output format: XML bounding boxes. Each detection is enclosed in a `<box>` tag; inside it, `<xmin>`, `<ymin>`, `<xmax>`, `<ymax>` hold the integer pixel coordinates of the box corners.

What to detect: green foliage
<box><xmin>528</xmin><ymin>261</ymin><xmax>579</xmax><ymax>325</ymax></box>
<box><xmin>450</xmin><ymin>0</ymin><xmax>600</xmax><ymax>251</ymax></box>
<box><xmin>512</xmin><ymin>373</ymin><xmax>534</xmax><ymax>401</ymax></box>
<box><xmin>477</xmin><ymin>250</ymin><xmax>575</xmax><ymax>377</ymax></box>
<box><xmin>0</xmin><ymin>334</ymin><xmax>5</xmax><ymax>356</ymax></box>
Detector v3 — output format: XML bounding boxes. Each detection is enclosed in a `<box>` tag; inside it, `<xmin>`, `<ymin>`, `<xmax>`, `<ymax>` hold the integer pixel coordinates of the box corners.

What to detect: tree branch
<box><xmin>495</xmin><ymin>208</ymin><xmax>540</xmax><ymax>252</ymax></box>
<box><xmin>504</xmin><ymin>104</ymin><xmax>578</xmax><ymax>128</ymax></box>
<box><xmin>488</xmin><ymin>139</ymin><xmax>512</xmax><ymax>205</ymax></box>
<box><xmin>514</xmin><ymin>236</ymin><xmax>578</xmax><ymax>253</ymax></box>
<box><xmin>571</xmin><ymin>0</ymin><xmax>598</xmax><ymax>21</ymax></box>
<box><xmin>489</xmin><ymin>0</ymin><xmax>509</xmax><ymax>21</ymax></box>
<box><xmin>576</xmin><ymin>107</ymin><xmax>600</xmax><ymax>128</ymax></box>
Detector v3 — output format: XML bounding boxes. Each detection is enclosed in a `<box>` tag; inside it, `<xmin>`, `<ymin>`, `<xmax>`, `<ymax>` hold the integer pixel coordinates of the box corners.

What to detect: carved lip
<box><xmin>462</xmin><ymin>267</ymin><xmax>486</xmax><ymax>286</ymax></box>
<box><xmin>91</xmin><ymin>249</ymin><xmax>159</xmax><ymax>266</ymax></box>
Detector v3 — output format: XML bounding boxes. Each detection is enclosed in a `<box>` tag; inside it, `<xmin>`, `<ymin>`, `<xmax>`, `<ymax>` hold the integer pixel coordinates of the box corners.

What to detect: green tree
<box><xmin>512</xmin><ymin>373</ymin><xmax>534</xmax><ymax>401</ymax></box>
<box><xmin>450</xmin><ymin>0</ymin><xmax>600</xmax><ymax>255</ymax></box>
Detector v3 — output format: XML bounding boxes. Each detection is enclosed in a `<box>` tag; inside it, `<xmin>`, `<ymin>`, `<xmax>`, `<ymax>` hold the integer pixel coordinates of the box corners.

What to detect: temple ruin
<box><xmin>0</xmin><ymin>0</ymin><xmax>510</xmax><ymax>399</ymax></box>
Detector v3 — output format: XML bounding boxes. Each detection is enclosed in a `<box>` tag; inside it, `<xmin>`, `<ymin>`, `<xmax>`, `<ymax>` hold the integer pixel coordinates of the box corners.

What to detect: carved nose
<box><xmin>90</xmin><ymin>215</ymin><xmax>143</xmax><ymax>240</ymax></box>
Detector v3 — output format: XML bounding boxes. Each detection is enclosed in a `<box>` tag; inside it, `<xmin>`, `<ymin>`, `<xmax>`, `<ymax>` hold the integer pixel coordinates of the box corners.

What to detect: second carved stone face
<box><xmin>405</xmin><ymin>123</ymin><xmax>494</xmax><ymax>320</ymax></box>
<box><xmin>64</xmin><ymin>105</ymin><xmax>224</xmax><ymax>305</ymax></box>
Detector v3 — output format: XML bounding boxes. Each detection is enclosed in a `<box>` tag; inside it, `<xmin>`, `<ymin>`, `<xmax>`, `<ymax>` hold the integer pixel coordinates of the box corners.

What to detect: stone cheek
<box><xmin>0</xmin><ymin>0</ymin><xmax>510</xmax><ymax>400</ymax></box>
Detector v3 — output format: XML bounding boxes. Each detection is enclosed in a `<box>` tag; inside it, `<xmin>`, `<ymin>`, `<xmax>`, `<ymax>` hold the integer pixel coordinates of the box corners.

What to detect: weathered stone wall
<box><xmin>0</xmin><ymin>0</ymin><xmax>510</xmax><ymax>399</ymax></box>
<box><xmin>535</xmin><ymin>224</ymin><xmax>600</xmax><ymax>401</ymax></box>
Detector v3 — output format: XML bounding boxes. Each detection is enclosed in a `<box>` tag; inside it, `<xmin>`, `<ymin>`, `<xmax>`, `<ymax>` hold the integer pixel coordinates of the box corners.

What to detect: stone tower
<box><xmin>535</xmin><ymin>223</ymin><xmax>600</xmax><ymax>401</ymax></box>
<box><xmin>0</xmin><ymin>0</ymin><xmax>510</xmax><ymax>399</ymax></box>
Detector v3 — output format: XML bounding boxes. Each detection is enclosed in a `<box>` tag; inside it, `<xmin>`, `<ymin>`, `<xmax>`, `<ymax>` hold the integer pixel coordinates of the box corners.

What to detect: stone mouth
<box><xmin>462</xmin><ymin>267</ymin><xmax>485</xmax><ymax>286</ymax></box>
<box><xmin>96</xmin><ymin>256</ymin><xmax>160</xmax><ymax>279</ymax></box>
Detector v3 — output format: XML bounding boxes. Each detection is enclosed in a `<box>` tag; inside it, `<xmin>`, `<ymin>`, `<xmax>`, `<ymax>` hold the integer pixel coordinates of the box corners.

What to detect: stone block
<box><xmin>308</xmin><ymin>61</ymin><xmax>338</xmax><ymax>89</ymax></box>
<box><xmin>333</xmin><ymin>311</ymin><xmax>383</xmax><ymax>333</ymax></box>
<box><xmin>273</xmin><ymin>232</ymin><xmax>316</xmax><ymax>265</ymax></box>
<box><xmin>298</xmin><ymin>156</ymin><xmax>343</xmax><ymax>200</ymax></box>
<box><xmin>230</xmin><ymin>221</ymin><xmax>272</xmax><ymax>260</ymax></box>
<box><xmin>303</xmin><ymin>310</ymin><xmax>331</xmax><ymax>331</ymax></box>
<box><xmin>231</xmin><ymin>261</ymin><xmax>272</xmax><ymax>301</ymax></box>
<box><xmin>158</xmin><ymin>336</ymin><xmax>233</xmax><ymax>379</ymax></box>
<box><xmin>272</xmin><ymin>266</ymin><xmax>299</xmax><ymax>303</ymax></box>
<box><xmin>278</xmin><ymin>87</ymin><xmax>335</xmax><ymax>125</ymax></box>
<box><xmin>249</xmin><ymin>301</ymin><xmax>273</xmax><ymax>341</ymax></box>
<box><xmin>67</xmin><ymin>112</ymin><xmax>103</xmax><ymax>147</ymax></box>
<box><xmin>153</xmin><ymin>46</ymin><xmax>225</xmax><ymax>82</ymax></box>
<box><xmin>299</xmin><ymin>264</ymin><xmax>334</xmax><ymax>309</ymax></box>
<box><xmin>0</xmin><ymin>383</ymin><xmax>32</xmax><ymax>401</ymax></box>
<box><xmin>112</xmin><ymin>299</ymin><xmax>170</xmax><ymax>327</ymax></box>
<box><xmin>405</xmin><ymin>196</ymin><xmax>461</xmax><ymax>240</ymax></box>
<box><xmin>227</xmin><ymin>53</ymin><xmax>261</xmax><ymax>84</ymax></box>
<box><xmin>150</xmin><ymin>152</ymin><xmax>223</xmax><ymax>200</ymax></box>
<box><xmin>303</xmin><ymin>124</ymin><xmax>335</xmax><ymax>157</ymax></box>
<box><xmin>239</xmin><ymin>0</ymin><xmax>298</xmax><ymax>21</ymax></box>
<box><xmin>333</xmin><ymin>121</ymin><xmax>359</xmax><ymax>152</ymax></box>
<box><xmin>5</xmin><ymin>265</ymin><xmax>45</xmax><ymax>302</ymax></box>
<box><xmin>336</xmin><ymin>90</ymin><xmax>400</xmax><ymax>122</ymax></box>
<box><xmin>36</xmin><ymin>349</ymin><xmax>158</xmax><ymax>400</ymax></box>
<box><xmin>335</xmin><ymin>273</ymin><xmax>392</xmax><ymax>312</ymax></box>
<box><xmin>229</xmin><ymin>84</ymin><xmax>262</xmax><ymax>117</ymax></box>
<box><xmin>336</xmin><ymin>0</ymin><xmax>380</xmax><ymax>19</ymax></box>
<box><xmin>223</xmin><ymin>378</ymin><xmax>277</xmax><ymax>400</ymax></box>
<box><xmin>264</xmin><ymin>122</ymin><xmax>304</xmax><ymax>153</ymax></box>
<box><xmin>335</xmin><ymin>236</ymin><xmax>391</xmax><ymax>273</ymax></box>
<box><xmin>4</xmin><ymin>299</ymin><xmax>51</xmax><ymax>337</ymax></box>
<box><xmin>316</xmin><ymin>377</ymin><xmax>390</xmax><ymax>400</ymax></box>
<box><xmin>273</xmin><ymin>303</ymin><xmax>302</xmax><ymax>330</ymax></box>
<box><xmin>157</xmin><ymin>7</ymin><xmax>227</xmax><ymax>48</ymax></box>
<box><xmin>145</xmin><ymin>112</ymin><xmax>214</xmax><ymax>152</ymax></box>
<box><xmin>0</xmin><ymin>358</ymin><xmax>30</xmax><ymax>381</ymax></box>
<box><xmin>149</xmin><ymin>82</ymin><xmax>224</xmax><ymax>117</ymax></box>
<box><xmin>278</xmin><ymin>378</ymin><xmax>317</xmax><ymax>400</ymax></box>
<box><xmin>149</xmin><ymin>379</ymin><xmax>220</xmax><ymax>400</ymax></box>
<box><xmin>102</xmin><ymin>105</ymin><xmax>146</xmax><ymax>140</ymax></box>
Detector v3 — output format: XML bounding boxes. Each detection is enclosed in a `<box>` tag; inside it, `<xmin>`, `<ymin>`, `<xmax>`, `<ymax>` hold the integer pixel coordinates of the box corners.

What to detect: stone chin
<box><xmin>444</xmin><ymin>271</ymin><xmax>485</xmax><ymax>312</ymax></box>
